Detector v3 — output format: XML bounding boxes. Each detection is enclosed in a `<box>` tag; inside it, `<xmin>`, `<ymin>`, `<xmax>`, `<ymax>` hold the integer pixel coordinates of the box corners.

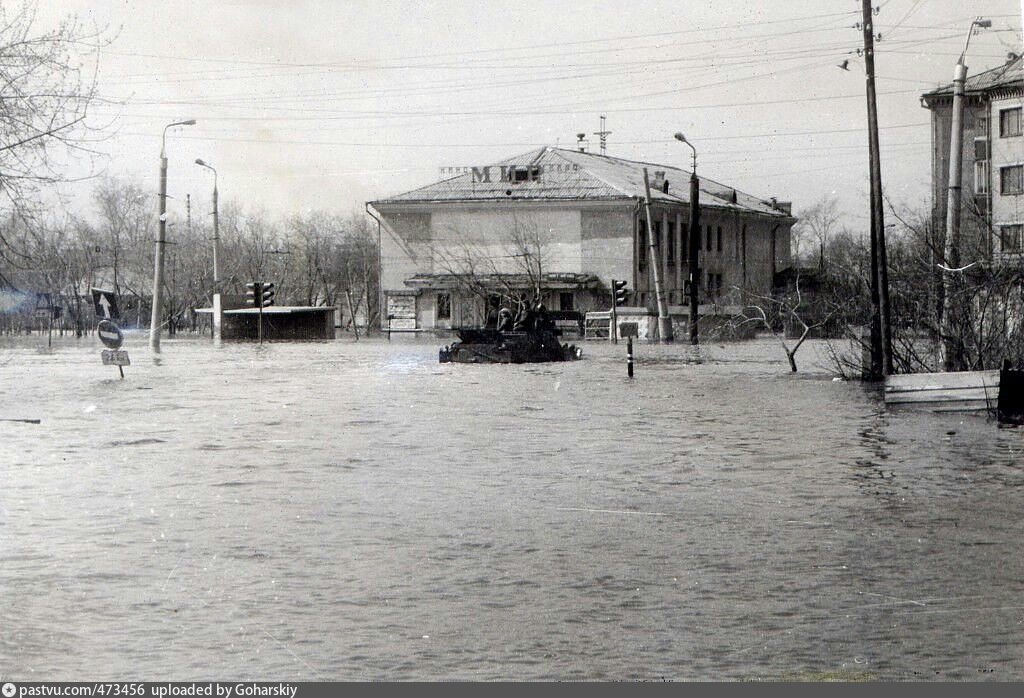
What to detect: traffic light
<box><xmin>261</xmin><ymin>283</ymin><xmax>275</xmax><ymax>308</ymax></box>
<box><xmin>246</xmin><ymin>282</ymin><xmax>263</xmax><ymax>306</ymax></box>
<box><xmin>613</xmin><ymin>278</ymin><xmax>628</xmax><ymax>306</ymax></box>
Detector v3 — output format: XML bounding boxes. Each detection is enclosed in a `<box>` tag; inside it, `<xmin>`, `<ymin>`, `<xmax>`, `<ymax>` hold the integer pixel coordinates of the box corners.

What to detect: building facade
<box><xmin>369</xmin><ymin>147</ymin><xmax>795</xmax><ymax>335</ymax></box>
<box><xmin>922</xmin><ymin>53</ymin><xmax>1024</xmax><ymax>259</ymax></box>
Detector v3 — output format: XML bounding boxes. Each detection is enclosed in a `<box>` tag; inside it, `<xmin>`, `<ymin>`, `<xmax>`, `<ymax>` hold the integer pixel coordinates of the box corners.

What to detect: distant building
<box><xmin>922</xmin><ymin>53</ymin><xmax>1024</xmax><ymax>259</ymax></box>
<box><xmin>368</xmin><ymin>146</ymin><xmax>795</xmax><ymax>335</ymax></box>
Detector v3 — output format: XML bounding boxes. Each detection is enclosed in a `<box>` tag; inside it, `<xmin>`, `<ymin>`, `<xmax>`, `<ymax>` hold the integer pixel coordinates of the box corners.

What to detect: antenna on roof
<box><xmin>576</xmin><ymin>133</ymin><xmax>588</xmax><ymax>152</ymax></box>
<box><xmin>593</xmin><ymin>115</ymin><xmax>611</xmax><ymax>155</ymax></box>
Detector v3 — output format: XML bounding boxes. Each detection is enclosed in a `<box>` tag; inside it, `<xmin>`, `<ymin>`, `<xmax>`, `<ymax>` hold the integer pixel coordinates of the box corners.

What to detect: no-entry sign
<box><xmin>97</xmin><ymin>319</ymin><xmax>123</xmax><ymax>349</ymax></box>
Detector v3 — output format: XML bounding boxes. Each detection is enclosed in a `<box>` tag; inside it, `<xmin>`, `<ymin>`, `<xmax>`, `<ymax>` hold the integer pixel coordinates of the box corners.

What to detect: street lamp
<box><xmin>674</xmin><ymin>132</ymin><xmax>701</xmax><ymax>345</ymax></box>
<box><xmin>941</xmin><ymin>17</ymin><xmax>989</xmax><ymax>370</ymax></box>
<box><xmin>194</xmin><ymin>158</ymin><xmax>220</xmax><ymax>287</ymax></box>
<box><xmin>150</xmin><ymin>119</ymin><xmax>196</xmax><ymax>353</ymax></box>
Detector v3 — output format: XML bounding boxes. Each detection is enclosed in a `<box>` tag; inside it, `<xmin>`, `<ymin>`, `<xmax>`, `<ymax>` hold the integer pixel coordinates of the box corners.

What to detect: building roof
<box><xmin>922</xmin><ymin>53</ymin><xmax>1023</xmax><ymax>101</ymax></box>
<box><xmin>371</xmin><ymin>146</ymin><xmax>792</xmax><ymax>217</ymax></box>
<box><xmin>404</xmin><ymin>272</ymin><xmax>601</xmax><ymax>290</ymax></box>
<box><xmin>195</xmin><ymin>305</ymin><xmax>337</xmax><ymax>315</ymax></box>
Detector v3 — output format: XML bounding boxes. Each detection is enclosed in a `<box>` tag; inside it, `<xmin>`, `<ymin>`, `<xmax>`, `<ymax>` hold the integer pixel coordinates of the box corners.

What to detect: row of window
<box><xmin>638</xmin><ymin>220</ymin><xmax>740</xmax><ymax>271</ymax></box>
<box><xmin>970</xmin><ymin>107</ymin><xmax>1020</xmax><ymax>198</ymax></box>
<box><xmin>973</xmin><ymin>161</ymin><xmax>1022</xmax><ymax>196</ymax></box>
<box><xmin>642</xmin><ymin>271</ymin><xmax>727</xmax><ymax>305</ymax></box>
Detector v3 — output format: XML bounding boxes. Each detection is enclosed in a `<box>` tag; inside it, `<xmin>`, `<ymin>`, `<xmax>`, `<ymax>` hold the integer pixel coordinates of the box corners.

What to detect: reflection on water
<box><xmin>1</xmin><ymin>335</ymin><xmax>1022</xmax><ymax>680</ymax></box>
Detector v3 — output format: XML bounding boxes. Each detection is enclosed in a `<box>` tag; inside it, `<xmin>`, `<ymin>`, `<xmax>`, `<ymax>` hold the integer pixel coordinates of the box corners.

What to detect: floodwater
<box><xmin>1</xmin><ymin>333</ymin><xmax>1023</xmax><ymax>681</ymax></box>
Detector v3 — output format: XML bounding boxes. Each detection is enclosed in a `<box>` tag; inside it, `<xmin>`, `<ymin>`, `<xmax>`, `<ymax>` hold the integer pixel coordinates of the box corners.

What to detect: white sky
<box><xmin>37</xmin><ymin>0</ymin><xmax>1024</xmax><ymax>228</ymax></box>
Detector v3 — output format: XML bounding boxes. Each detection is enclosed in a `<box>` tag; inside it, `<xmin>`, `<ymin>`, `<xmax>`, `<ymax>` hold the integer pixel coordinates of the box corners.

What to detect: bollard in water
<box><xmin>627</xmin><ymin>336</ymin><xmax>634</xmax><ymax>378</ymax></box>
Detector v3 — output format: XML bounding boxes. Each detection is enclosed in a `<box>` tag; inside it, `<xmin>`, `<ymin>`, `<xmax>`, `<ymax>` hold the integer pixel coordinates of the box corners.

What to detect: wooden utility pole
<box><xmin>642</xmin><ymin>168</ymin><xmax>673</xmax><ymax>343</ymax></box>
<box><xmin>861</xmin><ymin>0</ymin><xmax>893</xmax><ymax>378</ymax></box>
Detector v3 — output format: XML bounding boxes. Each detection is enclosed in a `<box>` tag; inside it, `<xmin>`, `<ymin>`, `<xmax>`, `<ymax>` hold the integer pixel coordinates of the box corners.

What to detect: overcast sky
<box><xmin>38</xmin><ymin>0</ymin><xmax>1024</xmax><ymax>228</ymax></box>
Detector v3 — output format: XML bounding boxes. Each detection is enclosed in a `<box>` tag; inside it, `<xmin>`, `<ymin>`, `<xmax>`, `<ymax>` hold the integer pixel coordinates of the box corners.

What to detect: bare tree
<box><xmin>792</xmin><ymin>196</ymin><xmax>842</xmax><ymax>269</ymax></box>
<box><xmin>429</xmin><ymin>212</ymin><xmax>552</xmax><ymax>325</ymax></box>
<box><xmin>0</xmin><ymin>2</ymin><xmax>109</xmax><ymax>223</ymax></box>
<box><xmin>734</xmin><ymin>272</ymin><xmax>838</xmax><ymax>372</ymax></box>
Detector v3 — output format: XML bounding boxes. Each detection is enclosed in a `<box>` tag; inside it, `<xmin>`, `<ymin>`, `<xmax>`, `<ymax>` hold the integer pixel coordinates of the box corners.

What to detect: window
<box><xmin>706</xmin><ymin>273</ymin><xmax>723</xmax><ymax>299</ymax></box>
<box><xmin>436</xmin><ymin>292</ymin><xmax>451</xmax><ymax>320</ymax></box>
<box><xmin>1001</xmin><ymin>165</ymin><xmax>1023</xmax><ymax>195</ymax></box>
<box><xmin>666</xmin><ymin>221</ymin><xmax>676</xmax><ymax>266</ymax></box>
<box><xmin>681</xmin><ymin>223</ymin><xmax>689</xmax><ymax>258</ymax></box>
<box><xmin>558</xmin><ymin>292</ymin><xmax>574</xmax><ymax>311</ymax></box>
<box><xmin>1000</xmin><ymin>107</ymin><xmax>1022</xmax><ymax>138</ymax></box>
<box><xmin>975</xmin><ymin>160</ymin><xmax>990</xmax><ymax>194</ymax></box>
<box><xmin>510</xmin><ymin>165</ymin><xmax>541</xmax><ymax>182</ymax></box>
<box><xmin>705</xmin><ymin>225</ymin><xmax>713</xmax><ymax>252</ymax></box>
<box><xmin>974</xmin><ymin>137</ymin><xmax>988</xmax><ymax>160</ymax></box>
<box><xmin>1000</xmin><ymin>225</ymin><xmax>1022</xmax><ymax>253</ymax></box>
<box><xmin>716</xmin><ymin>226</ymin><xmax>723</xmax><ymax>253</ymax></box>
<box><xmin>638</xmin><ymin>224</ymin><xmax>647</xmax><ymax>271</ymax></box>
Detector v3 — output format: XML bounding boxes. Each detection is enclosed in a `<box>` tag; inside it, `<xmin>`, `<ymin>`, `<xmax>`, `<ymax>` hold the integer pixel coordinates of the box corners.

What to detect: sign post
<box><xmin>96</xmin><ymin>312</ymin><xmax>127</xmax><ymax>379</ymax></box>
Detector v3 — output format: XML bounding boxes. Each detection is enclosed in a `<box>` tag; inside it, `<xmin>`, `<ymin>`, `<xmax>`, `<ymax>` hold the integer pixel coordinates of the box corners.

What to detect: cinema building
<box><xmin>368</xmin><ymin>146</ymin><xmax>795</xmax><ymax>338</ymax></box>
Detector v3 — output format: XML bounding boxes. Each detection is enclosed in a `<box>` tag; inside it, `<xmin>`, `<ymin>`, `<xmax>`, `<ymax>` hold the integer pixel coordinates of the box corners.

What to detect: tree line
<box><xmin>762</xmin><ymin>195</ymin><xmax>1024</xmax><ymax>374</ymax></box>
<box><xmin>0</xmin><ymin>176</ymin><xmax>380</xmax><ymax>336</ymax></box>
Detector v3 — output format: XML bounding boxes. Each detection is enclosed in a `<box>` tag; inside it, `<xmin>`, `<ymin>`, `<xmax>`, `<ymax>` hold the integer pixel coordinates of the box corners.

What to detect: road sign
<box><xmin>101</xmin><ymin>349</ymin><xmax>130</xmax><ymax>366</ymax></box>
<box><xmin>97</xmin><ymin>319</ymin><xmax>123</xmax><ymax>349</ymax></box>
<box><xmin>91</xmin><ymin>287</ymin><xmax>120</xmax><ymax>320</ymax></box>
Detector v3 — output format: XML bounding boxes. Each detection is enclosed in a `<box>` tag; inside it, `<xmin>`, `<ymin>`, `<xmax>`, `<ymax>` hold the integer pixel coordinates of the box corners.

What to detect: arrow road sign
<box><xmin>97</xmin><ymin>319</ymin><xmax>123</xmax><ymax>349</ymax></box>
<box><xmin>91</xmin><ymin>288</ymin><xmax>120</xmax><ymax>320</ymax></box>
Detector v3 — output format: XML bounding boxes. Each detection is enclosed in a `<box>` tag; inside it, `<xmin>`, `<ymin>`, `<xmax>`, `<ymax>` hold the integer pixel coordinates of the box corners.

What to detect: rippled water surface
<box><xmin>2</xmin><ymin>334</ymin><xmax>1023</xmax><ymax>680</ymax></box>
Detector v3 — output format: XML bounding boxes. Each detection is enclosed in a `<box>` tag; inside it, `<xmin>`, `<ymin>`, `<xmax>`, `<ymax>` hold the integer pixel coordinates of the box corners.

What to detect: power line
<box><xmin>100</xmin><ymin>8</ymin><xmax>862</xmax><ymax>69</ymax></box>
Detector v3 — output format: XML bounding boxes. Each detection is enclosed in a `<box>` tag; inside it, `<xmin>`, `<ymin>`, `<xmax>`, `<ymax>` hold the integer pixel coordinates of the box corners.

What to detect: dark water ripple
<box><xmin>1</xmin><ymin>336</ymin><xmax>1023</xmax><ymax>680</ymax></box>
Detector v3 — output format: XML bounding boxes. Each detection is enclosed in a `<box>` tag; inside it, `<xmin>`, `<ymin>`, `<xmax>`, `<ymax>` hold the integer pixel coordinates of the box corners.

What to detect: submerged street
<box><xmin>2</xmin><ymin>335</ymin><xmax>1023</xmax><ymax>680</ymax></box>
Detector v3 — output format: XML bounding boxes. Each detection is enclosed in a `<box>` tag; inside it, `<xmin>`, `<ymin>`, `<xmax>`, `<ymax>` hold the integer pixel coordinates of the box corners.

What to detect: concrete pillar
<box><xmin>213</xmin><ymin>293</ymin><xmax>222</xmax><ymax>345</ymax></box>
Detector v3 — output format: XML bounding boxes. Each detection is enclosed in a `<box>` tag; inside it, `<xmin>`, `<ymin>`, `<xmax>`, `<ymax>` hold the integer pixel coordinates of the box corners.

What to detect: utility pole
<box><xmin>642</xmin><ymin>168</ymin><xmax>673</xmax><ymax>343</ymax></box>
<box><xmin>212</xmin><ymin>178</ymin><xmax>220</xmax><ymax>286</ymax></box>
<box><xmin>196</xmin><ymin>158</ymin><xmax>221</xmax><ymax>287</ymax></box>
<box><xmin>860</xmin><ymin>0</ymin><xmax>893</xmax><ymax>378</ymax></box>
<box><xmin>674</xmin><ymin>133</ymin><xmax>701</xmax><ymax>345</ymax></box>
<box><xmin>150</xmin><ymin>143</ymin><xmax>169</xmax><ymax>353</ymax></box>
<box><xmin>150</xmin><ymin>119</ymin><xmax>195</xmax><ymax>353</ymax></box>
<box><xmin>940</xmin><ymin>17</ymin><xmax>991</xmax><ymax>371</ymax></box>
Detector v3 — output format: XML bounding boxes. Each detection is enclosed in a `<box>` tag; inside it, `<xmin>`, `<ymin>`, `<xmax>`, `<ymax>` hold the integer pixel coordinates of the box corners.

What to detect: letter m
<box><xmin>471</xmin><ymin>167</ymin><xmax>491</xmax><ymax>183</ymax></box>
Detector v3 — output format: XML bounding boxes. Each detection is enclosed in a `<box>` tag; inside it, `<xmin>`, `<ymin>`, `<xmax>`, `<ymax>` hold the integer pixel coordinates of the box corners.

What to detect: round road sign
<box><xmin>97</xmin><ymin>319</ymin><xmax>123</xmax><ymax>349</ymax></box>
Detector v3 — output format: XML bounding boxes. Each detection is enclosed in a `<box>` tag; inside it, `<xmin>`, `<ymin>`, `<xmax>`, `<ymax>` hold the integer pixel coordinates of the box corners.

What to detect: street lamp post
<box><xmin>195</xmin><ymin>158</ymin><xmax>220</xmax><ymax>286</ymax></box>
<box><xmin>941</xmin><ymin>16</ymin><xmax>990</xmax><ymax>371</ymax></box>
<box><xmin>150</xmin><ymin>119</ymin><xmax>196</xmax><ymax>353</ymax></box>
<box><xmin>675</xmin><ymin>132</ymin><xmax>700</xmax><ymax>345</ymax></box>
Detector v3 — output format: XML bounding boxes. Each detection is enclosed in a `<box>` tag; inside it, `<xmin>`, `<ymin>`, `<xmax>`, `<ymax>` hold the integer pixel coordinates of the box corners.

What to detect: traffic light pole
<box><xmin>610</xmin><ymin>279</ymin><xmax>618</xmax><ymax>345</ymax></box>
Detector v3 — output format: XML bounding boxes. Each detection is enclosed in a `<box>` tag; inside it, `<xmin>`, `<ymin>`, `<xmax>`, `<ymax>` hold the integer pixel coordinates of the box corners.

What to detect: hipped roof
<box><xmin>372</xmin><ymin>146</ymin><xmax>791</xmax><ymax>217</ymax></box>
<box><xmin>923</xmin><ymin>54</ymin><xmax>1023</xmax><ymax>101</ymax></box>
